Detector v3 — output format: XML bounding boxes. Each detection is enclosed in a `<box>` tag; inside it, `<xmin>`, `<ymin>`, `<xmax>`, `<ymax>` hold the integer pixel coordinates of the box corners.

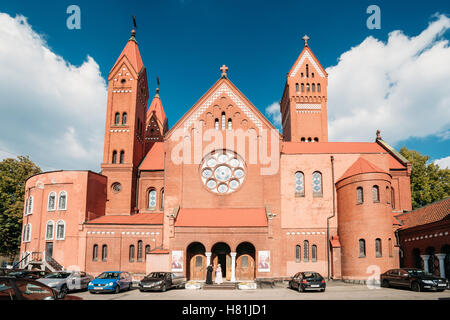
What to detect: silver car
<box><xmin>38</xmin><ymin>271</ymin><xmax>93</xmax><ymax>298</ymax></box>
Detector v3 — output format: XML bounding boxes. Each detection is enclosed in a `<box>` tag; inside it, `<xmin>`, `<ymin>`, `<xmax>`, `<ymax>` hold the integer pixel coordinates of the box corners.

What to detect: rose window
<box><xmin>200</xmin><ymin>150</ymin><xmax>245</xmax><ymax>194</ymax></box>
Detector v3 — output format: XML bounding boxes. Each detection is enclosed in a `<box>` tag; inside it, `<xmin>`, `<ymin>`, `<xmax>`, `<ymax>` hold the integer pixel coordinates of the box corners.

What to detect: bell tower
<box><xmin>101</xmin><ymin>29</ymin><xmax>149</xmax><ymax>215</ymax></box>
<box><xmin>280</xmin><ymin>35</ymin><xmax>328</xmax><ymax>142</ymax></box>
<box><xmin>145</xmin><ymin>81</ymin><xmax>168</xmax><ymax>154</ymax></box>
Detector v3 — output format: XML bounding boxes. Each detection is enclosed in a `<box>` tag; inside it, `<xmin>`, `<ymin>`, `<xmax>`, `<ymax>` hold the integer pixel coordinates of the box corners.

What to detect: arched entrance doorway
<box><xmin>211</xmin><ymin>242</ymin><xmax>231</xmax><ymax>281</ymax></box>
<box><xmin>236</xmin><ymin>242</ymin><xmax>256</xmax><ymax>280</ymax></box>
<box><xmin>187</xmin><ymin>242</ymin><xmax>206</xmax><ymax>280</ymax></box>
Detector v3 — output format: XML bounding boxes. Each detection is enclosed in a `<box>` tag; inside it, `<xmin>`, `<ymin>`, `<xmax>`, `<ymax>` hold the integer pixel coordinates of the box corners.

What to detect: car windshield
<box><xmin>44</xmin><ymin>272</ymin><xmax>71</xmax><ymax>279</ymax></box>
<box><xmin>406</xmin><ymin>269</ymin><xmax>432</xmax><ymax>277</ymax></box>
<box><xmin>97</xmin><ymin>272</ymin><xmax>119</xmax><ymax>279</ymax></box>
<box><xmin>147</xmin><ymin>272</ymin><xmax>165</xmax><ymax>278</ymax></box>
<box><xmin>303</xmin><ymin>272</ymin><xmax>321</xmax><ymax>279</ymax></box>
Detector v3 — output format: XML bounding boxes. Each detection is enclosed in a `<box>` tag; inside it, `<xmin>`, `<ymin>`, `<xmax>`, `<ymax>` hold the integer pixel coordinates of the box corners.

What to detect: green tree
<box><xmin>0</xmin><ymin>156</ymin><xmax>41</xmax><ymax>262</ymax></box>
<box><xmin>400</xmin><ymin>147</ymin><xmax>450</xmax><ymax>209</ymax></box>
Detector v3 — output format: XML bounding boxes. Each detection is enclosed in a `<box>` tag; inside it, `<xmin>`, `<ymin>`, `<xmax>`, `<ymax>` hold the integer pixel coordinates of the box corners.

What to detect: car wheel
<box><xmin>382</xmin><ymin>280</ymin><xmax>390</xmax><ymax>288</ymax></box>
<box><xmin>297</xmin><ymin>285</ymin><xmax>304</xmax><ymax>293</ymax></box>
<box><xmin>411</xmin><ymin>282</ymin><xmax>421</xmax><ymax>292</ymax></box>
<box><xmin>59</xmin><ymin>285</ymin><xmax>68</xmax><ymax>299</ymax></box>
<box><xmin>128</xmin><ymin>283</ymin><xmax>132</xmax><ymax>291</ymax></box>
<box><xmin>139</xmin><ymin>289</ymin><xmax>144</xmax><ymax>292</ymax></box>
<box><xmin>161</xmin><ymin>284</ymin><xmax>166</xmax><ymax>292</ymax></box>
<box><xmin>437</xmin><ymin>289</ymin><xmax>445</xmax><ymax>292</ymax></box>
<box><xmin>89</xmin><ymin>291</ymin><xmax>96</xmax><ymax>294</ymax></box>
<box><xmin>321</xmin><ymin>289</ymin><xmax>326</xmax><ymax>292</ymax></box>
<box><xmin>115</xmin><ymin>285</ymin><xmax>120</xmax><ymax>294</ymax></box>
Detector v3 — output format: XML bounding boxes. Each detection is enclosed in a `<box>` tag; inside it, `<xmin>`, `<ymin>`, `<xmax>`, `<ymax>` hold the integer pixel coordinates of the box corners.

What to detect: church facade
<box><xmin>19</xmin><ymin>30</ymin><xmax>412</xmax><ymax>282</ymax></box>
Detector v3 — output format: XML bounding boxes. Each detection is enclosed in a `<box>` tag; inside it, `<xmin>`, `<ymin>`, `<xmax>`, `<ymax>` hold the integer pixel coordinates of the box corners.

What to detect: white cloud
<box><xmin>265</xmin><ymin>102</ymin><xmax>282</xmax><ymax>130</ymax></box>
<box><xmin>326</xmin><ymin>14</ymin><xmax>450</xmax><ymax>144</ymax></box>
<box><xmin>434</xmin><ymin>156</ymin><xmax>450</xmax><ymax>169</ymax></box>
<box><xmin>0</xmin><ymin>13</ymin><xmax>107</xmax><ymax>171</ymax></box>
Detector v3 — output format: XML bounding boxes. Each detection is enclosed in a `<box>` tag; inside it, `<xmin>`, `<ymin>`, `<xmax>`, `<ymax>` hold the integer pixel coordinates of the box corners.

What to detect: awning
<box><xmin>174</xmin><ymin>208</ymin><xmax>268</xmax><ymax>227</ymax></box>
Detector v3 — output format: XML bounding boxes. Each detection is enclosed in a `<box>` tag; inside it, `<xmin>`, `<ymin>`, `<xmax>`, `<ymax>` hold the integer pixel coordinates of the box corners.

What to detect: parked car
<box><xmin>37</xmin><ymin>271</ymin><xmax>93</xmax><ymax>298</ymax></box>
<box><xmin>0</xmin><ymin>276</ymin><xmax>82</xmax><ymax>300</ymax></box>
<box><xmin>380</xmin><ymin>268</ymin><xmax>447</xmax><ymax>292</ymax></box>
<box><xmin>289</xmin><ymin>271</ymin><xmax>326</xmax><ymax>292</ymax></box>
<box><xmin>8</xmin><ymin>269</ymin><xmax>49</xmax><ymax>280</ymax></box>
<box><xmin>0</xmin><ymin>268</ymin><xmax>12</xmax><ymax>276</ymax></box>
<box><xmin>139</xmin><ymin>272</ymin><xmax>186</xmax><ymax>292</ymax></box>
<box><xmin>88</xmin><ymin>271</ymin><xmax>133</xmax><ymax>294</ymax></box>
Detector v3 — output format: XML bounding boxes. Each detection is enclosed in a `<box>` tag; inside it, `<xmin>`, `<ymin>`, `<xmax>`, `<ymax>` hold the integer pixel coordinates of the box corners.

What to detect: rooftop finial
<box><xmin>302</xmin><ymin>34</ymin><xmax>310</xmax><ymax>47</ymax></box>
<box><xmin>376</xmin><ymin>129</ymin><xmax>382</xmax><ymax>140</ymax></box>
<box><xmin>130</xmin><ymin>15</ymin><xmax>137</xmax><ymax>42</ymax></box>
<box><xmin>220</xmin><ymin>65</ymin><xmax>229</xmax><ymax>78</ymax></box>
<box><xmin>156</xmin><ymin>76</ymin><xmax>160</xmax><ymax>96</ymax></box>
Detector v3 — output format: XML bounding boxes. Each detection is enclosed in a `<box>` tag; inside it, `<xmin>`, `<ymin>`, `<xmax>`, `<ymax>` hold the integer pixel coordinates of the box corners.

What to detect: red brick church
<box><xmin>19</xmin><ymin>30</ymin><xmax>413</xmax><ymax>282</ymax></box>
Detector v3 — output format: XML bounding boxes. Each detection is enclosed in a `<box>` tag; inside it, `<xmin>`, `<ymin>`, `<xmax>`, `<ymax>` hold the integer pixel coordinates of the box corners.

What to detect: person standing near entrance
<box><xmin>206</xmin><ymin>263</ymin><xmax>213</xmax><ymax>284</ymax></box>
<box><xmin>215</xmin><ymin>264</ymin><xmax>223</xmax><ymax>284</ymax></box>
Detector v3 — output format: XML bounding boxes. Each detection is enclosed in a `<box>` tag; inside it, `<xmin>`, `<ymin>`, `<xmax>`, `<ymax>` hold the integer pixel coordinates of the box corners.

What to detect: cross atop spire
<box><xmin>220</xmin><ymin>65</ymin><xmax>229</xmax><ymax>78</ymax></box>
<box><xmin>302</xmin><ymin>34</ymin><xmax>310</xmax><ymax>47</ymax></box>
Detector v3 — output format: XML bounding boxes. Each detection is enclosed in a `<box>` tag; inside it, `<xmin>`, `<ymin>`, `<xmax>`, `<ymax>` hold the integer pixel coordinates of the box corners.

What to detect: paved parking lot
<box><xmin>71</xmin><ymin>281</ymin><xmax>450</xmax><ymax>300</ymax></box>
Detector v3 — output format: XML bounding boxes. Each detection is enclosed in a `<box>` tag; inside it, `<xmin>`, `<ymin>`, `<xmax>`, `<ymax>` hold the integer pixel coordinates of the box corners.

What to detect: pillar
<box><xmin>421</xmin><ymin>255</ymin><xmax>430</xmax><ymax>273</ymax></box>
<box><xmin>205</xmin><ymin>252</ymin><xmax>212</xmax><ymax>266</ymax></box>
<box><xmin>436</xmin><ymin>253</ymin><xmax>446</xmax><ymax>279</ymax></box>
<box><xmin>230</xmin><ymin>252</ymin><xmax>237</xmax><ymax>282</ymax></box>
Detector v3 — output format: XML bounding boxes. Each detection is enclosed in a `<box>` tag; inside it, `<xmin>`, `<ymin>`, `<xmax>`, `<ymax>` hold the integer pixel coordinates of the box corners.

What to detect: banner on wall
<box><xmin>171</xmin><ymin>250</ymin><xmax>184</xmax><ymax>272</ymax></box>
<box><xmin>258</xmin><ymin>250</ymin><xmax>270</xmax><ymax>272</ymax></box>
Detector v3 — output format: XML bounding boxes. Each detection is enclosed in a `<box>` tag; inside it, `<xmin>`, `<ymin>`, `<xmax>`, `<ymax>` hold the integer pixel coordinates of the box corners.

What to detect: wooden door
<box><xmin>236</xmin><ymin>254</ymin><xmax>255</xmax><ymax>280</ymax></box>
<box><xmin>189</xmin><ymin>254</ymin><xmax>206</xmax><ymax>280</ymax></box>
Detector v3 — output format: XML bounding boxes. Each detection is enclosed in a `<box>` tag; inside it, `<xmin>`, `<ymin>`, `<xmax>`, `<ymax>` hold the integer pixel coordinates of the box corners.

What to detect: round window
<box><xmin>200</xmin><ymin>150</ymin><xmax>245</xmax><ymax>194</ymax></box>
<box><xmin>111</xmin><ymin>182</ymin><xmax>122</xmax><ymax>193</ymax></box>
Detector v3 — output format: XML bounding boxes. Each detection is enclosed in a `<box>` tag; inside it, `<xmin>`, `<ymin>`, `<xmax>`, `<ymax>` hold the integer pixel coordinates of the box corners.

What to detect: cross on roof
<box><xmin>302</xmin><ymin>34</ymin><xmax>310</xmax><ymax>47</ymax></box>
<box><xmin>220</xmin><ymin>65</ymin><xmax>229</xmax><ymax>78</ymax></box>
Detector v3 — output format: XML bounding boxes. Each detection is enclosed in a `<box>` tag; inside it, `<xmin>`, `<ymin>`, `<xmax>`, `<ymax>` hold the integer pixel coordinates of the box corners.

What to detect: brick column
<box><xmin>421</xmin><ymin>255</ymin><xmax>430</xmax><ymax>273</ymax></box>
<box><xmin>230</xmin><ymin>252</ymin><xmax>237</xmax><ymax>282</ymax></box>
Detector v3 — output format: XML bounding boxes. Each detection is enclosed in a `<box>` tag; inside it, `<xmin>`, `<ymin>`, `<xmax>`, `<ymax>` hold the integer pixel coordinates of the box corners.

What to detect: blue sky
<box><xmin>0</xmin><ymin>0</ymin><xmax>449</xmax><ymax>171</ymax></box>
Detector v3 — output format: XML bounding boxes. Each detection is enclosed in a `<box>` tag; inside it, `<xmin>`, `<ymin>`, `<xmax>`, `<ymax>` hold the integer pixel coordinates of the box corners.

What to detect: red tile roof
<box><xmin>395</xmin><ymin>198</ymin><xmax>450</xmax><ymax>229</ymax></box>
<box><xmin>147</xmin><ymin>94</ymin><xmax>166</xmax><ymax>125</ymax></box>
<box><xmin>338</xmin><ymin>157</ymin><xmax>388</xmax><ymax>182</ymax></box>
<box><xmin>282</xmin><ymin>142</ymin><xmax>386</xmax><ymax>154</ymax></box>
<box><xmin>139</xmin><ymin>142</ymin><xmax>164</xmax><ymax>171</ymax></box>
<box><xmin>87</xmin><ymin>213</ymin><xmax>163</xmax><ymax>225</ymax></box>
<box><xmin>111</xmin><ymin>38</ymin><xmax>143</xmax><ymax>74</ymax></box>
<box><xmin>330</xmin><ymin>236</ymin><xmax>341</xmax><ymax>248</ymax></box>
<box><xmin>175</xmin><ymin>208</ymin><xmax>268</xmax><ymax>227</ymax></box>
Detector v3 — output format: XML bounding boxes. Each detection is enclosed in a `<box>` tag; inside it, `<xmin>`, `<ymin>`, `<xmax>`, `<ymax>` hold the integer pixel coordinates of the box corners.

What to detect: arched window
<box><xmin>306</xmin><ymin>83</ymin><xmax>310</xmax><ymax>92</ymax></box>
<box><xmin>114</xmin><ymin>112</ymin><xmax>120</xmax><ymax>125</ymax></box>
<box><xmin>312</xmin><ymin>172</ymin><xmax>323</xmax><ymax>197</ymax></box>
<box><xmin>311</xmin><ymin>245</ymin><xmax>317</xmax><ymax>262</ymax></box>
<box><xmin>357</xmin><ymin>187</ymin><xmax>364</xmax><ymax>204</ymax></box>
<box><xmin>93</xmin><ymin>244</ymin><xmax>98</xmax><ymax>261</ymax></box>
<box><xmin>45</xmin><ymin>221</ymin><xmax>54</xmax><ymax>240</ymax></box>
<box><xmin>160</xmin><ymin>189</ymin><xmax>164</xmax><ymax>210</ymax></box>
<box><xmin>27</xmin><ymin>196</ymin><xmax>34</xmax><ymax>215</ymax></box>
<box><xmin>112</xmin><ymin>150</ymin><xmax>117</xmax><ymax>164</ymax></box>
<box><xmin>221</xmin><ymin>112</ymin><xmax>226</xmax><ymax>130</ymax></box>
<box><xmin>137</xmin><ymin>240</ymin><xmax>143</xmax><ymax>262</ymax></box>
<box><xmin>301</xmin><ymin>137</ymin><xmax>306</xmax><ymax>142</ymax></box>
<box><xmin>311</xmin><ymin>72</ymin><xmax>315</xmax><ymax>78</ymax></box>
<box><xmin>359</xmin><ymin>239</ymin><xmax>366</xmax><ymax>258</ymax></box>
<box><xmin>313</xmin><ymin>137</ymin><xmax>319</xmax><ymax>142</ymax></box>
<box><xmin>306</xmin><ymin>64</ymin><xmax>309</xmax><ymax>77</ymax></box>
<box><xmin>145</xmin><ymin>245</ymin><xmax>151</xmax><ymax>260</ymax></box>
<box><xmin>148</xmin><ymin>189</ymin><xmax>157</xmax><ymax>209</ymax></box>
<box><xmin>391</xmin><ymin>188</ymin><xmax>395</xmax><ymax>209</ymax></box>
<box><xmin>386</xmin><ymin>186</ymin><xmax>390</xmax><ymax>204</ymax></box>
<box><xmin>388</xmin><ymin>238</ymin><xmax>393</xmax><ymax>257</ymax></box>
<box><xmin>304</xmin><ymin>240</ymin><xmax>309</xmax><ymax>262</ymax></box>
<box><xmin>372</xmin><ymin>185</ymin><xmax>380</xmax><ymax>202</ymax></box>
<box><xmin>58</xmin><ymin>191</ymin><xmax>67</xmax><ymax>211</ymax></box>
<box><xmin>48</xmin><ymin>192</ymin><xmax>56</xmax><ymax>211</ymax></box>
<box><xmin>23</xmin><ymin>224</ymin><xmax>31</xmax><ymax>242</ymax></box>
<box><xmin>296</xmin><ymin>245</ymin><xmax>301</xmax><ymax>263</ymax></box>
<box><xmin>295</xmin><ymin>171</ymin><xmax>305</xmax><ymax>197</ymax></box>
<box><xmin>215</xmin><ymin>118</ymin><xmax>219</xmax><ymax>130</ymax></box>
<box><xmin>296</xmin><ymin>83</ymin><xmax>299</xmax><ymax>91</ymax></box>
<box><xmin>56</xmin><ymin>220</ymin><xmax>65</xmax><ymax>240</ymax></box>
<box><xmin>122</xmin><ymin>113</ymin><xmax>127</xmax><ymax>125</ymax></box>
<box><xmin>228</xmin><ymin>118</ymin><xmax>232</xmax><ymax>130</ymax></box>
<box><xmin>301</xmin><ymin>83</ymin><xmax>305</xmax><ymax>92</ymax></box>
<box><xmin>129</xmin><ymin>245</ymin><xmax>135</xmax><ymax>262</ymax></box>
<box><xmin>301</xmin><ymin>72</ymin><xmax>304</xmax><ymax>78</ymax></box>
<box><xmin>317</xmin><ymin>83</ymin><xmax>321</xmax><ymax>92</ymax></box>
<box><xmin>120</xmin><ymin>151</ymin><xmax>125</xmax><ymax>164</ymax></box>
<box><xmin>376</xmin><ymin>238</ymin><xmax>382</xmax><ymax>257</ymax></box>
<box><xmin>102</xmin><ymin>245</ymin><xmax>108</xmax><ymax>261</ymax></box>
<box><xmin>312</xmin><ymin>83</ymin><xmax>315</xmax><ymax>92</ymax></box>
<box><xmin>308</xmin><ymin>137</ymin><xmax>312</xmax><ymax>142</ymax></box>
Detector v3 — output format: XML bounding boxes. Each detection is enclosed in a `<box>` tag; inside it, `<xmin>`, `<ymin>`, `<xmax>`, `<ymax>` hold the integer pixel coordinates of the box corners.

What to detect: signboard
<box><xmin>171</xmin><ymin>250</ymin><xmax>184</xmax><ymax>272</ymax></box>
<box><xmin>258</xmin><ymin>250</ymin><xmax>270</xmax><ymax>272</ymax></box>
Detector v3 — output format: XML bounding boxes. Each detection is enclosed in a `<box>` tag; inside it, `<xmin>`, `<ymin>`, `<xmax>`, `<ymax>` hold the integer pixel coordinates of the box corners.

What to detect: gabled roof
<box><xmin>288</xmin><ymin>45</ymin><xmax>327</xmax><ymax>78</ymax></box>
<box><xmin>146</xmin><ymin>90</ymin><xmax>166</xmax><ymax>128</ymax></box>
<box><xmin>338</xmin><ymin>157</ymin><xmax>388</xmax><ymax>182</ymax></box>
<box><xmin>174</xmin><ymin>208</ymin><xmax>268</xmax><ymax>227</ymax></box>
<box><xmin>86</xmin><ymin>213</ymin><xmax>163</xmax><ymax>225</ymax></box>
<box><xmin>166</xmin><ymin>75</ymin><xmax>280</xmax><ymax>139</ymax></box>
<box><xmin>110</xmin><ymin>32</ymin><xmax>144</xmax><ymax>75</ymax></box>
<box><xmin>139</xmin><ymin>142</ymin><xmax>164</xmax><ymax>171</ymax></box>
<box><xmin>395</xmin><ymin>197</ymin><xmax>450</xmax><ymax>229</ymax></box>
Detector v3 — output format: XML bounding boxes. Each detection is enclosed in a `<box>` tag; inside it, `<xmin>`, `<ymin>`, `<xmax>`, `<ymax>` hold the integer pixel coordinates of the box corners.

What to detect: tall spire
<box><xmin>109</xmin><ymin>24</ymin><xmax>143</xmax><ymax>75</ymax></box>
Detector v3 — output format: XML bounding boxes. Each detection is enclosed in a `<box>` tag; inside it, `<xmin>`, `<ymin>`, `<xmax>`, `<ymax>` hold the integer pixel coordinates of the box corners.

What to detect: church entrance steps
<box><xmin>203</xmin><ymin>282</ymin><xmax>237</xmax><ymax>290</ymax></box>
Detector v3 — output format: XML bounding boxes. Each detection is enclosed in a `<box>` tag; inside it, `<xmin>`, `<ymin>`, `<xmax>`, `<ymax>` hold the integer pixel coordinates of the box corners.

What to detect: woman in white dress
<box><xmin>215</xmin><ymin>264</ymin><xmax>223</xmax><ymax>284</ymax></box>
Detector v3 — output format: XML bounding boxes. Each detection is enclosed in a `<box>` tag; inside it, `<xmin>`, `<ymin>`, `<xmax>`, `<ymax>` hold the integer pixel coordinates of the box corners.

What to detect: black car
<box><xmin>380</xmin><ymin>268</ymin><xmax>448</xmax><ymax>292</ymax></box>
<box><xmin>289</xmin><ymin>271</ymin><xmax>326</xmax><ymax>292</ymax></box>
<box><xmin>0</xmin><ymin>276</ymin><xmax>59</xmax><ymax>300</ymax></box>
<box><xmin>139</xmin><ymin>272</ymin><xmax>186</xmax><ymax>292</ymax></box>
<box><xmin>8</xmin><ymin>269</ymin><xmax>49</xmax><ymax>280</ymax></box>
<box><xmin>0</xmin><ymin>268</ymin><xmax>12</xmax><ymax>276</ymax></box>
